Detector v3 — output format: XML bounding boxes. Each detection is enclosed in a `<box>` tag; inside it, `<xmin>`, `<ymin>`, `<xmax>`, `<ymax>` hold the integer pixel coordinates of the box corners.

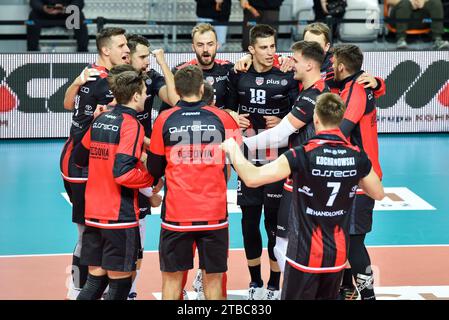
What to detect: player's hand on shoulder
<box><xmin>234</xmin><ymin>54</ymin><xmax>252</xmax><ymax>73</ymax></box>
<box><xmin>93</xmin><ymin>104</ymin><xmax>106</xmax><ymax>118</ymax></box>
<box><xmin>75</xmin><ymin>67</ymin><xmax>100</xmax><ymax>86</ymax></box>
<box><xmin>278</xmin><ymin>56</ymin><xmax>294</xmax><ymax>73</ymax></box>
<box><xmin>356</xmin><ymin>72</ymin><xmax>377</xmax><ymax>89</ymax></box>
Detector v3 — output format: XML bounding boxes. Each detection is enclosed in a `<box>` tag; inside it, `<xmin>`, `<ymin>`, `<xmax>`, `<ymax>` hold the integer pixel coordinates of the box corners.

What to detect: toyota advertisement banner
<box><xmin>0</xmin><ymin>52</ymin><xmax>448</xmax><ymax>139</ymax></box>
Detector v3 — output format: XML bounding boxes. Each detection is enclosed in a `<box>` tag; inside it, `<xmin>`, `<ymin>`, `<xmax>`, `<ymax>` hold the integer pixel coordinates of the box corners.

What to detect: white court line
<box><xmin>2</xmin><ymin>244</ymin><xmax>449</xmax><ymax>258</ymax></box>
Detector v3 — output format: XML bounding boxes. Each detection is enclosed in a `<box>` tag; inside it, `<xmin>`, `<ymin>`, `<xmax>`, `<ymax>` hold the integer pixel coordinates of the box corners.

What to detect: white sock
<box><xmin>130</xmin><ymin>269</ymin><xmax>140</xmax><ymax>294</ymax></box>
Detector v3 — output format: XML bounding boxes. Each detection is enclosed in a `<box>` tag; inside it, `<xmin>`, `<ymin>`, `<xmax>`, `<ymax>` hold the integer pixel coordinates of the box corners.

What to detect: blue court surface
<box><xmin>1</xmin><ymin>133</ymin><xmax>448</xmax><ymax>256</ymax></box>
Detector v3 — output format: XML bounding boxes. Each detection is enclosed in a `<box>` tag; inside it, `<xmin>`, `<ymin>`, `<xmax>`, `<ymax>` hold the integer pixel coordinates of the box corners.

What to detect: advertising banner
<box><xmin>0</xmin><ymin>51</ymin><xmax>448</xmax><ymax>138</ymax></box>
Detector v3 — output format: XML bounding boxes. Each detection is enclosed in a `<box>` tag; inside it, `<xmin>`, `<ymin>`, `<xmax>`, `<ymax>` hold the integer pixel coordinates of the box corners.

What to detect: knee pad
<box><xmin>241</xmin><ymin>206</ymin><xmax>263</xmax><ymax>260</ymax></box>
<box><xmin>263</xmin><ymin>207</ymin><xmax>278</xmax><ymax>261</ymax></box>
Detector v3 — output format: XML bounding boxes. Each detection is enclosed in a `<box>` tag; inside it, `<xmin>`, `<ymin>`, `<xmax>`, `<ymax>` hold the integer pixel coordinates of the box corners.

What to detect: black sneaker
<box><xmin>338</xmin><ymin>286</ymin><xmax>359</xmax><ymax>300</ymax></box>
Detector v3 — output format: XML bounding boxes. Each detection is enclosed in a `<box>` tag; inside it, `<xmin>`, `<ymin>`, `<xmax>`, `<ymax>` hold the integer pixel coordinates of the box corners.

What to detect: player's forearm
<box><xmin>159</xmin><ymin>62</ymin><xmax>179</xmax><ymax>106</ymax></box>
<box><xmin>227</xmin><ymin>142</ymin><xmax>264</xmax><ymax>188</ymax></box>
<box><xmin>243</xmin><ymin>116</ymin><xmax>296</xmax><ymax>152</ymax></box>
<box><xmin>64</xmin><ymin>82</ymin><xmax>80</xmax><ymax>110</ymax></box>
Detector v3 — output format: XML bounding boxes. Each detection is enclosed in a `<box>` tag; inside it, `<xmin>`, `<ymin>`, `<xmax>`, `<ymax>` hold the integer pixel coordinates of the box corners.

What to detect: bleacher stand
<box><xmin>27</xmin><ymin>0</ymin><xmax>88</xmax><ymax>52</ymax></box>
<box><xmin>386</xmin><ymin>0</ymin><xmax>449</xmax><ymax>50</ymax></box>
<box><xmin>339</xmin><ymin>0</ymin><xmax>381</xmax><ymax>42</ymax></box>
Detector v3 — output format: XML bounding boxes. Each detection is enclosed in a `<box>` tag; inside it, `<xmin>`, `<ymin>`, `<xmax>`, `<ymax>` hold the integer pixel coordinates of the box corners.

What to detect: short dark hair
<box><xmin>126</xmin><ymin>34</ymin><xmax>150</xmax><ymax>54</ymax></box>
<box><xmin>110</xmin><ymin>70</ymin><xmax>145</xmax><ymax>105</ymax></box>
<box><xmin>291</xmin><ymin>41</ymin><xmax>325</xmax><ymax>66</ymax></box>
<box><xmin>315</xmin><ymin>93</ymin><xmax>346</xmax><ymax>127</ymax></box>
<box><xmin>333</xmin><ymin>44</ymin><xmax>363</xmax><ymax>74</ymax></box>
<box><xmin>174</xmin><ymin>65</ymin><xmax>204</xmax><ymax>98</ymax></box>
<box><xmin>249</xmin><ymin>24</ymin><xmax>276</xmax><ymax>46</ymax></box>
<box><xmin>202</xmin><ymin>80</ymin><xmax>214</xmax><ymax>105</ymax></box>
<box><xmin>96</xmin><ymin>27</ymin><xmax>127</xmax><ymax>53</ymax></box>
<box><xmin>303</xmin><ymin>23</ymin><xmax>331</xmax><ymax>46</ymax></box>
<box><xmin>107</xmin><ymin>64</ymin><xmax>137</xmax><ymax>89</ymax></box>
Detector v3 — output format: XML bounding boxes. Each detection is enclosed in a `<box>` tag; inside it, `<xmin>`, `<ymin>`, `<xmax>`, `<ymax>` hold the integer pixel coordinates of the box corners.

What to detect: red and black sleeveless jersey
<box><xmin>284</xmin><ymin>129</ymin><xmax>372</xmax><ymax>273</ymax></box>
<box><xmin>74</xmin><ymin>104</ymin><xmax>154</xmax><ymax>229</ymax></box>
<box><xmin>137</xmin><ymin>69</ymin><xmax>166</xmax><ymax>137</ymax></box>
<box><xmin>147</xmin><ymin>100</ymin><xmax>241</xmax><ymax>231</ymax></box>
<box><xmin>159</xmin><ymin>59</ymin><xmax>235</xmax><ymax>113</ymax></box>
<box><xmin>70</xmin><ymin>63</ymin><xmax>114</xmax><ymax>146</ymax></box>
<box><xmin>339</xmin><ymin>72</ymin><xmax>382</xmax><ymax>179</ymax></box>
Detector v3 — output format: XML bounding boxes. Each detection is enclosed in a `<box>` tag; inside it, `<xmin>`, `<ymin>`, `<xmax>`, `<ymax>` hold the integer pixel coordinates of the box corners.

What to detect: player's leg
<box><xmin>241</xmin><ymin>204</ymin><xmax>264</xmax><ymax>299</ymax></box>
<box><xmin>77</xmin><ymin>226</ymin><xmax>108</xmax><ymax>300</ymax></box>
<box><xmin>349</xmin><ymin>234</ymin><xmax>376</xmax><ymax>300</ymax></box>
<box><xmin>263</xmin><ymin>205</ymin><xmax>281</xmax><ymax>300</ymax></box>
<box><xmin>317</xmin><ymin>271</ymin><xmax>344</xmax><ymax>300</ymax></box>
<box><xmin>159</xmin><ymin>228</ymin><xmax>195</xmax><ymax>300</ymax></box>
<box><xmin>281</xmin><ymin>263</ymin><xmax>319</xmax><ymax>300</ymax></box>
<box><xmin>238</xmin><ymin>177</ymin><xmax>265</xmax><ymax>299</ymax></box>
<box><xmin>128</xmin><ymin>216</ymin><xmax>146</xmax><ymax>300</ymax></box>
<box><xmin>102</xmin><ymin>227</ymin><xmax>141</xmax><ymax>300</ymax></box>
<box><xmin>348</xmin><ymin>194</ymin><xmax>376</xmax><ymax>300</ymax></box>
<box><xmin>196</xmin><ymin>228</ymin><xmax>228</xmax><ymax>300</ymax></box>
<box><xmin>273</xmin><ymin>187</ymin><xmax>292</xmax><ymax>274</ymax></box>
<box><xmin>67</xmin><ymin>181</ymin><xmax>89</xmax><ymax>300</ymax></box>
<box><xmin>261</xmin><ymin>180</ymin><xmax>284</xmax><ymax>300</ymax></box>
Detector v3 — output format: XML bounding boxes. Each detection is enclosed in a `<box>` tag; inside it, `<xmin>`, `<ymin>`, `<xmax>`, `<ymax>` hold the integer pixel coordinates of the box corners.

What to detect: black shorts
<box><xmin>281</xmin><ymin>264</ymin><xmax>343</xmax><ymax>300</ymax></box>
<box><xmin>276</xmin><ymin>187</ymin><xmax>292</xmax><ymax>238</ymax></box>
<box><xmin>60</xmin><ymin>138</ymin><xmax>88</xmax><ymax>224</ymax></box>
<box><xmin>349</xmin><ymin>194</ymin><xmax>375</xmax><ymax>235</ymax></box>
<box><xmin>81</xmin><ymin>226</ymin><xmax>141</xmax><ymax>272</ymax></box>
<box><xmin>237</xmin><ymin>177</ymin><xmax>284</xmax><ymax>208</ymax></box>
<box><xmin>159</xmin><ymin>227</ymin><xmax>228</xmax><ymax>273</ymax></box>
<box><xmin>138</xmin><ymin>192</ymin><xmax>151</xmax><ymax>219</ymax></box>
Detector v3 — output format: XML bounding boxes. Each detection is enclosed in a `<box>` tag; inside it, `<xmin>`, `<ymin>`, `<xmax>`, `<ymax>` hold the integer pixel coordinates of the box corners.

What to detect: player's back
<box><xmin>149</xmin><ymin>100</ymin><xmax>240</xmax><ymax>228</ymax></box>
<box><xmin>286</xmin><ymin>129</ymin><xmax>372</xmax><ymax>271</ymax></box>
<box><xmin>340</xmin><ymin>72</ymin><xmax>381</xmax><ymax>179</ymax></box>
<box><xmin>83</xmin><ymin>105</ymin><xmax>146</xmax><ymax>226</ymax></box>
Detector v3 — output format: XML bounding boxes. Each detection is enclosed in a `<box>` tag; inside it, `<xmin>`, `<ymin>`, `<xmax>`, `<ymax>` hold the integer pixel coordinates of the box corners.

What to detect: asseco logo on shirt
<box><xmin>93</xmin><ymin>122</ymin><xmax>119</xmax><ymax>132</ymax></box>
<box><xmin>168</xmin><ymin>124</ymin><xmax>217</xmax><ymax>134</ymax></box>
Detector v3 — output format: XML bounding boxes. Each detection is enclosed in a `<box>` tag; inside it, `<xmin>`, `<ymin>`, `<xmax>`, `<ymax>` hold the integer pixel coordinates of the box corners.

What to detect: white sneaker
<box><xmin>263</xmin><ymin>288</ymin><xmax>280</xmax><ymax>300</ymax></box>
<box><xmin>66</xmin><ymin>280</ymin><xmax>81</xmax><ymax>300</ymax></box>
<box><xmin>192</xmin><ymin>269</ymin><xmax>205</xmax><ymax>300</ymax></box>
<box><xmin>247</xmin><ymin>286</ymin><xmax>265</xmax><ymax>300</ymax></box>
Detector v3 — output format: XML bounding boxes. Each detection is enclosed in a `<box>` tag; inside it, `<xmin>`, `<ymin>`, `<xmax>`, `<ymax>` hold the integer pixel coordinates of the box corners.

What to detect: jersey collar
<box><xmin>177</xmin><ymin>100</ymin><xmax>207</xmax><ymax>109</ymax></box>
<box><xmin>115</xmin><ymin>104</ymin><xmax>138</xmax><ymax>117</ymax></box>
